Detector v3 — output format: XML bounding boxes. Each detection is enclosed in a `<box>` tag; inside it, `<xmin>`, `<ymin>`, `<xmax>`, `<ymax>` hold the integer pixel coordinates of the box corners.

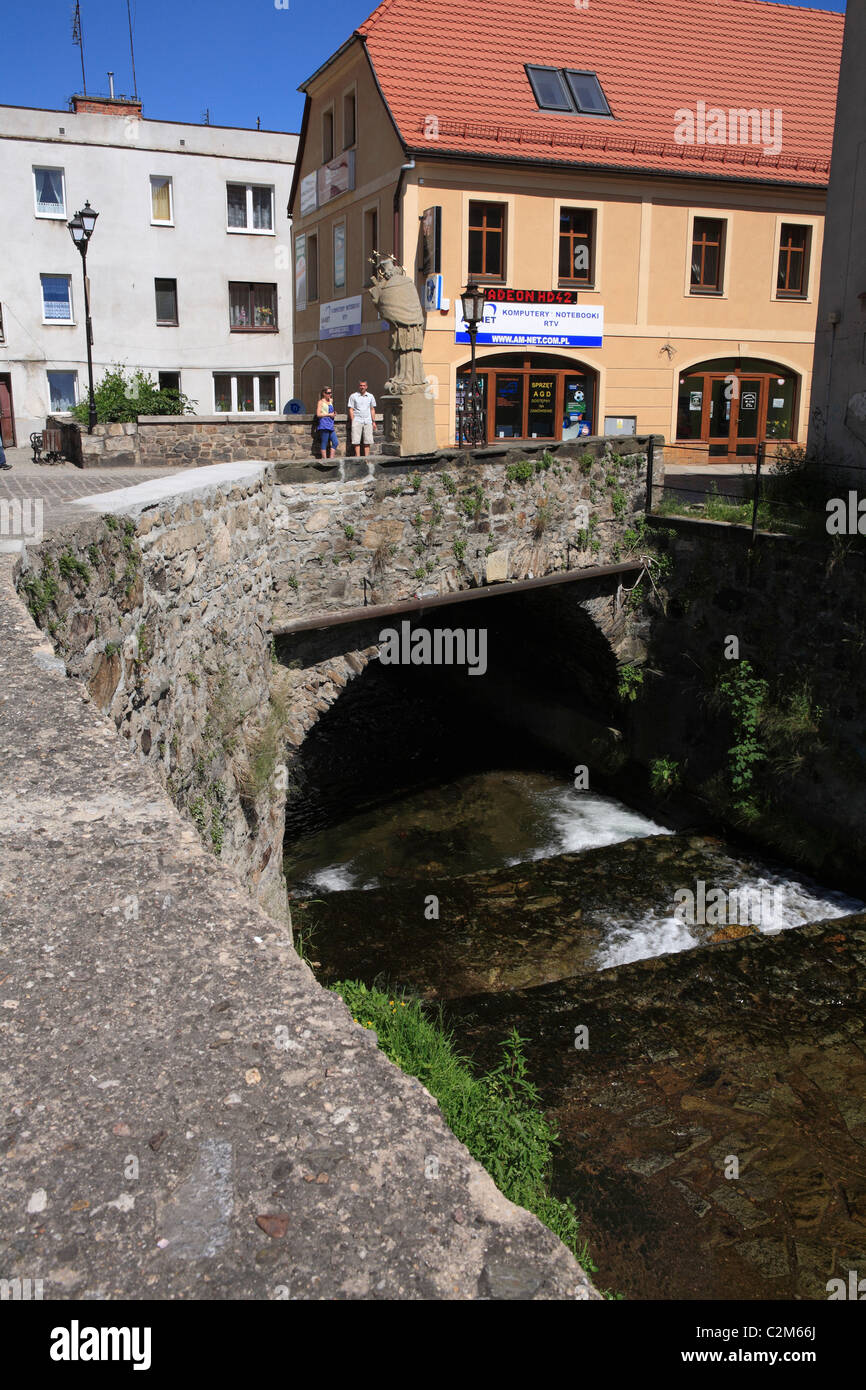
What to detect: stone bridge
<box><xmin>12</xmin><ymin>434</ymin><xmax>658</xmax><ymax>926</ymax></box>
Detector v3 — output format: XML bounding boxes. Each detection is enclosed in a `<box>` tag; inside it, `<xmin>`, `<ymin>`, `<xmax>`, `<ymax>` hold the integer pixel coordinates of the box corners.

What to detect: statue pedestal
<box><xmin>380</xmin><ymin>392</ymin><xmax>437</xmax><ymax>456</ymax></box>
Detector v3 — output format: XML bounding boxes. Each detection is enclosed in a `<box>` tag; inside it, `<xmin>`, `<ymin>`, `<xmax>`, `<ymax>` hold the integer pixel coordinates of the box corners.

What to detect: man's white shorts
<box><xmin>352</xmin><ymin>419</ymin><xmax>373</xmax><ymax>447</ymax></box>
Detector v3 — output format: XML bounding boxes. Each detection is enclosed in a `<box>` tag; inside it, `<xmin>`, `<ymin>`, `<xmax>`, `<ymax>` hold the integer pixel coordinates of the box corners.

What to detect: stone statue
<box><xmin>367</xmin><ymin>254</ymin><xmax>427</xmax><ymax>394</ymax></box>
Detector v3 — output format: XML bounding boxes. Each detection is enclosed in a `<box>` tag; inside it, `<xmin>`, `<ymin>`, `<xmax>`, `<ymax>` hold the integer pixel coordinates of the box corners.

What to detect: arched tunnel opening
<box><xmin>276</xmin><ymin>582</ymin><xmax>638</xmax><ymax>891</ymax></box>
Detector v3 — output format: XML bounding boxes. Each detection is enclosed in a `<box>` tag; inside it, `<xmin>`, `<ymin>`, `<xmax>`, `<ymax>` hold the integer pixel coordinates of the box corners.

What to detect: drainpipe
<box><xmin>393</xmin><ymin>158</ymin><xmax>415</xmax><ymax>261</ymax></box>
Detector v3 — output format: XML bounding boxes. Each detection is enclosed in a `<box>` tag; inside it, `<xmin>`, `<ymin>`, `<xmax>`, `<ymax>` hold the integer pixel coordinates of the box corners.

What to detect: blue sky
<box><xmin>0</xmin><ymin>0</ymin><xmax>848</xmax><ymax>133</ymax></box>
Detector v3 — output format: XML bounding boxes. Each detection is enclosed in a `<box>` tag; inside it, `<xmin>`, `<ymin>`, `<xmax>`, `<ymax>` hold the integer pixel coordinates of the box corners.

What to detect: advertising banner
<box><xmin>456</xmin><ymin>298</ymin><xmax>603</xmax><ymax>347</ymax></box>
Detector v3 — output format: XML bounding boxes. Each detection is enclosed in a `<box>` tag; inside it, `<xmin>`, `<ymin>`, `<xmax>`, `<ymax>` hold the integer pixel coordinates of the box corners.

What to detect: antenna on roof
<box><xmin>127</xmin><ymin>0</ymin><xmax>139</xmax><ymax>99</ymax></box>
<box><xmin>71</xmin><ymin>1</ymin><xmax>87</xmax><ymax>96</ymax></box>
<box><xmin>202</xmin><ymin>108</ymin><xmax>211</xmax><ymax>125</ymax></box>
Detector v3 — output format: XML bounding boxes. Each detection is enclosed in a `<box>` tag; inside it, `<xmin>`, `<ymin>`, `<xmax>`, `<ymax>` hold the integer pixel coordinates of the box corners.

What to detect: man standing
<box><xmin>347</xmin><ymin>380</ymin><xmax>377</xmax><ymax>458</ymax></box>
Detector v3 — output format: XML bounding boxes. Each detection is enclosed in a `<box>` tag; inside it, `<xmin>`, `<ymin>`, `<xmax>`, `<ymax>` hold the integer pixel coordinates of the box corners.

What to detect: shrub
<box><xmin>71</xmin><ymin>366</ymin><xmax>195</xmax><ymax>425</ymax></box>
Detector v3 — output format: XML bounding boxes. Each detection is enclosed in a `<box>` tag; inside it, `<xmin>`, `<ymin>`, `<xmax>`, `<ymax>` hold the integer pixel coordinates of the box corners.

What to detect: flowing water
<box><xmin>285</xmin><ymin>767</ymin><xmax>865</xmax><ymax>1300</ymax></box>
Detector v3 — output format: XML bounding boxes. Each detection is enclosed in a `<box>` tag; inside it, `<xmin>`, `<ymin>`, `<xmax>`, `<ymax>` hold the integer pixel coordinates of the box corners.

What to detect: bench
<box><xmin>31</xmin><ymin>428</ymin><xmax>65</xmax><ymax>464</ymax></box>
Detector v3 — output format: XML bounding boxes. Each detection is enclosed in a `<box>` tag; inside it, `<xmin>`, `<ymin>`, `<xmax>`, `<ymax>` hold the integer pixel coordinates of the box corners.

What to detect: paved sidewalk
<box><xmin>0</xmin><ymin>456</ymin><xmax>181</xmax><ymax>536</ymax></box>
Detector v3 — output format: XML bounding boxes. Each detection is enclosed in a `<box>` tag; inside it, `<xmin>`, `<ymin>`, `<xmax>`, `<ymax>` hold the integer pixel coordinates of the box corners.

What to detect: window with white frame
<box><xmin>229</xmin><ymin>282</ymin><xmax>278</xmax><ymax>330</ymax></box>
<box><xmin>47</xmin><ymin>370</ymin><xmax>78</xmax><ymax>411</ymax></box>
<box><xmin>213</xmin><ymin>373</ymin><xmax>279</xmax><ymax>413</ymax></box>
<box><xmin>34</xmin><ymin>167</ymin><xmax>66</xmax><ymax>218</ymax></box>
<box><xmin>41</xmin><ymin>274</ymin><xmax>73</xmax><ymax>322</ymax></box>
<box><xmin>150</xmin><ymin>175</ymin><xmax>174</xmax><ymax>224</ymax></box>
<box><xmin>226</xmin><ymin>183</ymin><xmax>274</xmax><ymax>233</ymax></box>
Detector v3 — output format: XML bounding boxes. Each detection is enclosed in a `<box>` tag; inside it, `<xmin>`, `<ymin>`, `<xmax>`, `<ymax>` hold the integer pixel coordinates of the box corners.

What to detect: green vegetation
<box><xmin>21</xmin><ymin>557</ymin><xmax>59</xmax><ymax>621</ymax></box>
<box><xmin>453</xmin><ymin>538</ymin><xmax>467</xmax><ymax>562</ymax></box>
<box><xmin>87</xmin><ymin>544</ymin><xmax>101</xmax><ymax>569</ymax></box>
<box><xmin>59</xmin><ymin>550</ymin><xmax>91</xmax><ymax>585</ymax></box>
<box><xmin>617</xmin><ymin>663</ymin><xmax>644</xmax><ymax>703</ymax></box>
<box><xmin>714</xmin><ymin>661</ymin><xmax>768</xmax><ymax>817</ymax></box>
<box><xmin>331</xmin><ymin>981</ymin><xmax>598</xmax><ymax>1278</ymax></box>
<box><xmin>440</xmin><ymin>473</ymin><xmax>458</xmax><ymax>497</ymax></box>
<box><xmin>71</xmin><ymin>366</ymin><xmax>195</xmax><ymax>425</ymax></box>
<box><xmin>234</xmin><ymin>688</ymin><xmax>290</xmax><ymax>804</ymax></box>
<box><xmin>579</xmin><ymin>452</ymin><xmax>595</xmax><ymax>475</ymax></box>
<box><xmin>650</xmin><ymin>757</ymin><xmax>682</xmax><ymax>795</ymax></box>
<box><xmin>505</xmin><ymin>452</ymin><xmax>555</xmax><ymax>485</ymax></box>
<box><xmin>611</xmin><ymin>487</ymin><xmax>628</xmax><ymax>521</ymax></box>
<box><xmin>410</xmin><ymin>472</ymin><xmax>423</xmax><ymax>494</ymax></box>
<box><xmin>343</xmin><ymin>524</ymin><xmax>355</xmax><ymax>541</ymax></box>
<box><xmin>460</xmin><ymin>485</ymin><xmax>486</xmax><ymax>521</ymax></box>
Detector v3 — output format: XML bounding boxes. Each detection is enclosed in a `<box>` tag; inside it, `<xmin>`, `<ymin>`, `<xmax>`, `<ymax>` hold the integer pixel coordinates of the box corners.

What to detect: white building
<box><xmin>0</xmin><ymin>94</ymin><xmax>298</xmax><ymax>445</ymax></box>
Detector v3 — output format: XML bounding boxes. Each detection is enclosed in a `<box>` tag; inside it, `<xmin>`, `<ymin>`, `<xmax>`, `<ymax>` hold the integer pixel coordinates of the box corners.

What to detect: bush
<box><xmin>331</xmin><ymin>981</ymin><xmax>597</xmax><ymax>1274</ymax></box>
<box><xmin>71</xmin><ymin>366</ymin><xmax>196</xmax><ymax>425</ymax></box>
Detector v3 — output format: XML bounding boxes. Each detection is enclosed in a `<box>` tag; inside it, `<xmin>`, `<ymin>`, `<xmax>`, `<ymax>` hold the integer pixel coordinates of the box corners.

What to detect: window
<box><xmin>526</xmin><ymin>66</ymin><xmax>612</xmax><ymax>117</ymax></box>
<box><xmin>155</xmin><ymin>278</ymin><xmax>179</xmax><ymax>325</ymax></box>
<box><xmin>559</xmin><ymin>208</ymin><xmax>594</xmax><ymax>285</ymax></box>
<box><xmin>333</xmin><ymin>223</ymin><xmax>346</xmax><ymax>291</ymax></box>
<box><xmin>158</xmin><ymin>371</ymin><xmax>181</xmax><ymax>394</ymax></box>
<box><xmin>47</xmin><ymin>370</ymin><xmax>77</xmax><ymax>411</ymax></box>
<box><xmin>690</xmin><ymin>218</ymin><xmax>725</xmax><ymax>294</ymax></box>
<box><xmin>565</xmin><ymin>71</ymin><xmax>612</xmax><ymax>117</ymax></box>
<box><xmin>343</xmin><ymin>91</ymin><xmax>356</xmax><ymax>149</ymax></box>
<box><xmin>323</xmin><ymin>109</ymin><xmax>334</xmax><ymax>163</ymax></box>
<box><xmin>34</xmin><ymin>167</ymin><xmax>66</xmax><ymax>218</ymax></box>
<box><xmin>41</xmin><ymin>274</ymin><xmax>73</xmax><ymax>322</ymax></box>
<box><xmin>526</xmin><ymin>66</ymin><xmax>572</xmax><ymax>112</ymax></box>
<box><xmin>229</xmin><ymin>281</ymin><xmax>278</xmax><ymax>330</ymax></box>
<box><xmin>226</xmin><ymin>183</ymin><xmax>274</xmax><ymax>233</ymax></box>
<box><xmin>150</xmin><ymin>176</ymin><xmax>173</xmax><ymax>224</ymax></box>
<box><xmin>468</xmin><ymin>201</ymin><xmax>506</xmax><ymax>280</ymax></box>
<box><xmin>364</xmin><ymin>206</ymin><xmax>379</xmax><ymax>272</ymax></box>
<box><xmin>308</xmin><ymin>233</ymin><xmax>319</xmax><ymax>301</ymax></box>
<box><xmin>777</xmin><ymin>224</ymin><xmax>811</xmax><ymax>298</ymax></box>
<box><xmin>213</xmin><ymin>373</ymin><xmax>279</xmax><ymax>413</ymax></box>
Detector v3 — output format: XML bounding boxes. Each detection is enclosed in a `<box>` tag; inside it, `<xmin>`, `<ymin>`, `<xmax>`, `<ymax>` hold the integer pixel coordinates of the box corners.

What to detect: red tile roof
<box><xmin>356</xmin><ymin>0</ymin><xmax>844</xmax><ymax>186</ymax></box>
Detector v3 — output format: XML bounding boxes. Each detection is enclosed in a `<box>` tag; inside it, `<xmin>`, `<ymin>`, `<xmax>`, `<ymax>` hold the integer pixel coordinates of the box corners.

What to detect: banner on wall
<box><xmin>294</xmin><ymin>232</ymin><xmax>307</xmax><ymax>314</ymax></box>
<box><xmin>456</xmin><ymin>298</ymin><xmax>603</xmax><ymax>348</ymax></box>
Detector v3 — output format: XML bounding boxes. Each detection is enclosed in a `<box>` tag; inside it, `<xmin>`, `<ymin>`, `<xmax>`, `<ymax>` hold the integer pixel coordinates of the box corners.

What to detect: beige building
<box><xmin>809</xmin><ymin>0</ymin><xmax>866</xmax><ymax>469</ymax></box>
<box><xmin>289</xmin><ymin>0</ymin><xmax>843</xmax><ymax>458</ymax></box>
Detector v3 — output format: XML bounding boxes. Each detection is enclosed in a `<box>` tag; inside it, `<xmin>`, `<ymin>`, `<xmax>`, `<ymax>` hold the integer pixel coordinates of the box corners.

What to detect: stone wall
<box><xmin>48</xmin><ymin>413</ymin><xmax>383</xmax><ymax>469</ymax></box>
<box><xmin>630</xmin><ymin>515</ymin><xmax>866</xmax><ymax>891</ymax></box>
<box><xmin>14</xmin><ymin>439</ymin><xmax>655</xmax><ymax>927</ymax></box>
<box><xmin>15</xmin><ymin>464</ymin><xmax>292</xmax><ymax>925</ymax></box>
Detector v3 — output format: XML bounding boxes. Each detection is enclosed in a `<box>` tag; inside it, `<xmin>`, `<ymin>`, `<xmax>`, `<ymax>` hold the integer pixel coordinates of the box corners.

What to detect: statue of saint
<box><xmin>367</xmin><ymin>254</ymin><xmax>427</xmax><ymax>394</ymax></box>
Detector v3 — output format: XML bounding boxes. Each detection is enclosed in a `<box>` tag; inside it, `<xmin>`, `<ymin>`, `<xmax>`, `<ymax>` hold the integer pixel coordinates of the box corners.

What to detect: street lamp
<box><xmin>460</xmin><ymin>280</ymin><xmax>487</xmax><ymax>448</ymax></box>
<box><xmin>67</xmin><ymin>201</ymin><xmax>99</xmax><ymax>432</ymax></box>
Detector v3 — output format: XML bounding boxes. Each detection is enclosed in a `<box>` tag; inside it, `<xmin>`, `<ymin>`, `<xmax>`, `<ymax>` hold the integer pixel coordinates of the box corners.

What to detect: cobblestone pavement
<box><xmin>0</xmin><ymin>455</ymin><xmax>180</xmax><ymax>535</ymax></box>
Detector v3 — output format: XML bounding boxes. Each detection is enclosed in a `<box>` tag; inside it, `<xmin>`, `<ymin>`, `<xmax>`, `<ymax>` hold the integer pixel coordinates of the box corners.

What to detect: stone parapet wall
<box><xmin>49</xmin><ymin>413</ymin><xmax>386</xmax><ymax>469</ymax></box>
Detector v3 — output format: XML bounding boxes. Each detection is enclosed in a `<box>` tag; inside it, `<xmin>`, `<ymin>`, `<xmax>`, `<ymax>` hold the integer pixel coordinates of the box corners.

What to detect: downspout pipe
<box><xmin>393</xmin><ymin>158</ymin><xmax>415</xmax><ymax>262</ymax></box>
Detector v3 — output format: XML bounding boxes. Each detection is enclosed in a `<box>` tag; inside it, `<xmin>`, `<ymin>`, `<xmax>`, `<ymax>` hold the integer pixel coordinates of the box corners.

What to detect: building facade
<box><xmin>0</xmin><ymin>96</ymin><xmax>298</xmax><ymax>445</ymax></box>
<box><xmin>289</xmin><ymin>0</ymin><xmax>843</xmax><ymax>458</ymax></box>
<box><xmin>809</xmin><ymin>0</ymin><xmax>866</xmax><ymax>470</ymax></box>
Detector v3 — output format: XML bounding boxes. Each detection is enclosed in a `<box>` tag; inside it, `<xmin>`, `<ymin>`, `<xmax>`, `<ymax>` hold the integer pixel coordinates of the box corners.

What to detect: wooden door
<box><xmin>0</xmin><ymin>375</ymin><xmax>15</xmax><ymax>448</ymax></box>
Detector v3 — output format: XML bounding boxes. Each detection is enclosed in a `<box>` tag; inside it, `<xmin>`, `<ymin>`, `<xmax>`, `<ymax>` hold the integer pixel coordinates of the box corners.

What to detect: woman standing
<box><xmin>316</xmin><ymin>387</ymin><xmax>338</xmax><ymax>459</ymax></box>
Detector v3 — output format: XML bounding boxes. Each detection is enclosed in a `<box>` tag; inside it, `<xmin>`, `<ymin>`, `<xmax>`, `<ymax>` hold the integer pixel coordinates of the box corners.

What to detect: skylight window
<box><xmin>525</xmin><ymin>64</ymin><xmax>613</xmax><ymax>118</ymax></box>
<box><xmin>565</xmin><ymin>70</ymin><xmax>612</xmax><ymax>117</ymax></box>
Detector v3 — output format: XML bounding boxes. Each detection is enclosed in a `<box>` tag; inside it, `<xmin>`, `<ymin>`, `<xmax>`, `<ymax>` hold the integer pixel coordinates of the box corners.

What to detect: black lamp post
<box><xmin>460</xmin><ymin>280</ymin><xmax>487</xmax><ymax>448</ymax></box>
<box><xmin>67</xmin><ymin>201</ymin><xmax>99</xmax><ymax>433</ymax></box>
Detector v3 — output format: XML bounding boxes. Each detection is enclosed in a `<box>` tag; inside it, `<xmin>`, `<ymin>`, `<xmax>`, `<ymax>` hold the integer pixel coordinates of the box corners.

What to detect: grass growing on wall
<box><xmin>331</xmin><ymin>979</ymin><xmax>603</xmax><ymax>1283</ymax></box>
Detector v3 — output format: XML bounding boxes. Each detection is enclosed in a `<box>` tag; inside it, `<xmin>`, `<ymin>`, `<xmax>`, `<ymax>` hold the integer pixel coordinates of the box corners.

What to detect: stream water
<box><xmin>285</xmin><ymin>767</ymin><xmax>865</xmax><ymax>1299</ymax></box>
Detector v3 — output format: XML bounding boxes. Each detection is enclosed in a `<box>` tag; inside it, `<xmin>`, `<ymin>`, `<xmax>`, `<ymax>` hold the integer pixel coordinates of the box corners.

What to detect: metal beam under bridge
<box><xmin>271</xmin><ymin>559</ymin><xmax>645</xmax><ymax>636</ymax></box>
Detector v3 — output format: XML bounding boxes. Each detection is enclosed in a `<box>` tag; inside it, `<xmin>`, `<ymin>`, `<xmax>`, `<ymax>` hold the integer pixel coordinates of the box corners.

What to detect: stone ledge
<box><xmin>0</xmin><ymin>556</ymin><xmax>596</xmax><ymax>1301</ymax></box>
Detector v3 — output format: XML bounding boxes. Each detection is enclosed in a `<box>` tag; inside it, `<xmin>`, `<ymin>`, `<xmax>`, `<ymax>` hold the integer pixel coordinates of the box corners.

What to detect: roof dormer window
<box><xmin>526</xmin><ymin>65</ymin><xmax>612</xmax><ymax>118</ymax></box>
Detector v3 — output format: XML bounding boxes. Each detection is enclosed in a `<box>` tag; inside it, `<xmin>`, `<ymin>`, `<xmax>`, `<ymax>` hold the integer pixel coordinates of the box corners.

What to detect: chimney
<box><xmin>71</xmin><ymin>93</ymin><xmax>142</xmax><ymax>119</ymax></box>
<box><xmin>108</xmin><ymin>71</ymin><xmax>115</xmax><ymax>98</ymax></box>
